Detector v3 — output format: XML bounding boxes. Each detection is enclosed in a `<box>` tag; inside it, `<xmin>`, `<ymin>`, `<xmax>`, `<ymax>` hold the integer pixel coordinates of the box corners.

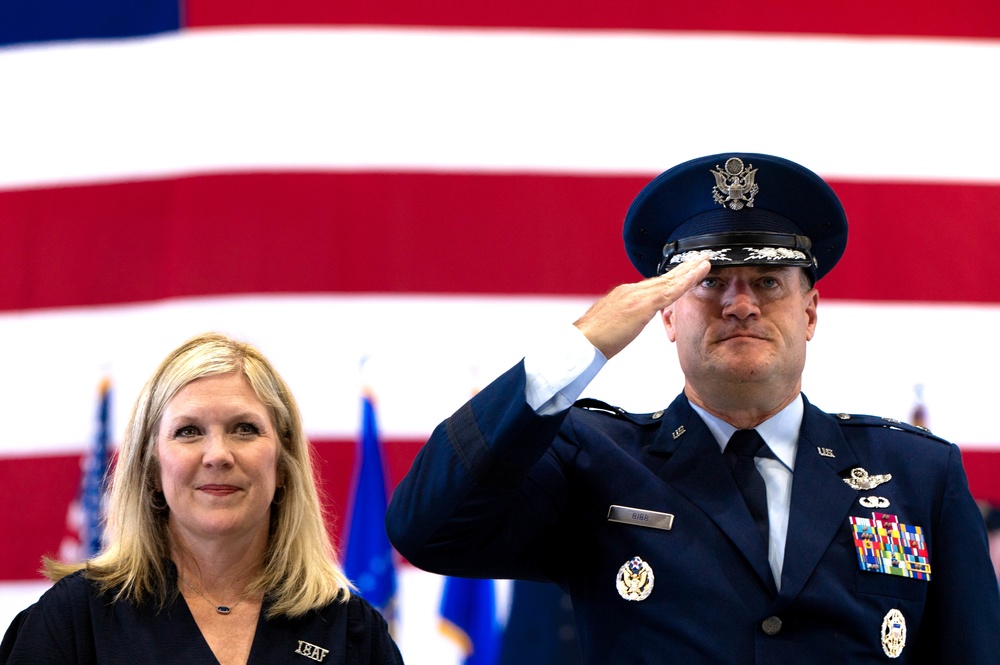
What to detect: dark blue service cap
<box><xmin>623</xmin><ymin>153</ymin><xmax>848</xmax><ymax>283</ymax></box>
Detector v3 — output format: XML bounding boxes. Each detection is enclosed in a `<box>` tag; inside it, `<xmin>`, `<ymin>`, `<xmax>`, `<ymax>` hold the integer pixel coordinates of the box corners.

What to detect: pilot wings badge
<box><xmin>616</xmin><ymin>556</ymin><xmax>655</xmax><ymax>601</ymax></box>
<box><xmin>844</xmin><ymin>467</ymin><xmax>892</xmax><ymax>491</ymax></box>
<box><xmin>711</xmin><ymin>157</ymin><xmax>758</xmax><ymax>210</ymax></box>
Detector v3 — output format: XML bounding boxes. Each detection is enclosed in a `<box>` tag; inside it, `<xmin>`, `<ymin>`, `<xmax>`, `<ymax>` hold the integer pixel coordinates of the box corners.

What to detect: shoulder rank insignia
<box><xmin>834</xmin><ymin>413</ymin><xmax>949</xmax><ymax>444</ymax></box>
<box><xmin>850</xmin><ymin>513</ymin><xmax>931</xmax><ymax>581</ymax></box>
<box><xmin>881</xmin><ymin>609</ymin><xmax>907</xmax><ymax>658</ymax></box>
<box><xmin>844</xmin><ymin>467</ymin><xmax>891</xmax><ymax>491</ymax></box>
<box><xmin>616</xmin><ymin>556</ymin><xmax>654</xmax><ymax>601</ymax></box>
<box><xmin>575</xmin><ymin>399</ymin><xmax>663</xmax><ymax>426</ymax></box>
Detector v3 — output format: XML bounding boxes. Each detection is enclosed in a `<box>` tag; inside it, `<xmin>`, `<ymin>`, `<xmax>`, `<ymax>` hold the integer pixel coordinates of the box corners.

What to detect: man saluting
<box><xmin>386</xmin><ymin>152</ymin><xmax>1000</xmax><ymax>664</ymax></box>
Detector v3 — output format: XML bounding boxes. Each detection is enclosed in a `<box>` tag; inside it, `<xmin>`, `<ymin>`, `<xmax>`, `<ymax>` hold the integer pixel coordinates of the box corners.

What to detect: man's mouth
<box><xmin>717</xmin><ymin>330</ymin><xmax>770</xmax><ymax>343</ymax></box>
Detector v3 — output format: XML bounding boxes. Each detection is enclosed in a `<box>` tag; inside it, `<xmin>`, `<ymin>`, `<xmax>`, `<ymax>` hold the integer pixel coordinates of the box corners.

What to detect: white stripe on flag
<box><xmin>1</xmin><ymin>295</ymin><xmax>997</xmax><ymax>456</ymax></box>
<box><xmin>2</xmin><ymin>28</ymin><xmax>999</xmax><ymax>190</ymax></box>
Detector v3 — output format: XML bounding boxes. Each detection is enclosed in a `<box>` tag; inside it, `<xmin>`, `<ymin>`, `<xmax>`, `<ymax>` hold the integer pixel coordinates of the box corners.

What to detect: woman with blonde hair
<box><xmin>1</xmin><ymin>333</ymin><xmax>402</xmax><ymax>664</ymax></box>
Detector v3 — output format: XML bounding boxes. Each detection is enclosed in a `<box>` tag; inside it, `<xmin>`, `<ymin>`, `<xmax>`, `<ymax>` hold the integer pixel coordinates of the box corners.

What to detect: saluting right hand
<box><xmin>572</xmin><ymin>259</ymin><xmax>711</xmax><ymax>359</ymax></box>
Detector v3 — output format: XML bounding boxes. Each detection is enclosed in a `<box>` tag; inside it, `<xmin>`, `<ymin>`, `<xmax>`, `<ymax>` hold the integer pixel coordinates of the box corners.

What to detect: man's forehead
<box><xmin>705</xmin><ymin>264</ymin><xmax>801</xmax><ymax>277</ymax></box>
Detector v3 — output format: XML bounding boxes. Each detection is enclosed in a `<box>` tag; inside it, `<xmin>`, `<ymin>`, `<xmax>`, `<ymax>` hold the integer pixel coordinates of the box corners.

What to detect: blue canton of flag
<box><xmin>0</xmin><ymin>0</ymin><xmax>180</xmax><ymax>47</ymax></box>
<box><xmin>60</xmin><ymin>377</ymin><xmax>112</xmax><ymax>561</ymax></box>
<box><xmin>343</xmin><ymin>394</ymin><xmax>397</xmax><ymax>615</ymax></box>
<box><xmin>440</xmin><ymin>577</ymin><xmax>502</xmax><ymax>665</ymax></box>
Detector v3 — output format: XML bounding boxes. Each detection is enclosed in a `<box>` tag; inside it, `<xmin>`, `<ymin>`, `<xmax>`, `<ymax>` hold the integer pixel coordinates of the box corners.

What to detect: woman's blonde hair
<box><xmin>45</xmin><ymin>332</ymin><xmax>352</xmax><ymax>617</ymax></box>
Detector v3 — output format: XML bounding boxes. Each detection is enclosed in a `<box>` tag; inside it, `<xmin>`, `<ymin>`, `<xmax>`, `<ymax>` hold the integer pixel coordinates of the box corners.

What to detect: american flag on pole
<box><xmin>2</xmin><ymin>1</ymin><xmax>999</xmax><ymax>661</ymax></box>
<box><xmin>58</xmin><ymin>377</ymin><xmax>112</xmax><ymax>563</ymax></box>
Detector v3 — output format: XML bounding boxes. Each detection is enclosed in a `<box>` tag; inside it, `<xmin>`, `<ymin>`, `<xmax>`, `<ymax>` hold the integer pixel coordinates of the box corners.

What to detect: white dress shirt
<box><xmin>689</xmin><ymin>400</ymin><xmax>800</xmax><ymax>588</ymax></box>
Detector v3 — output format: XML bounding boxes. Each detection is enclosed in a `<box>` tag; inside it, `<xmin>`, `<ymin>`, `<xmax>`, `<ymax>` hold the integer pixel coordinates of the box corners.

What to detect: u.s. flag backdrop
<box><xmin>2</xmin><ymin>1</ymin><xmax>999</xmax><ymax>661</ymax></box>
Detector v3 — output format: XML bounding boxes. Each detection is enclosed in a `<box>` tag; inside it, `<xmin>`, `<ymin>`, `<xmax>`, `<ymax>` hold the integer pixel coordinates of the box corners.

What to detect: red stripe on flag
<box><xmin>2</xmin><ymin>172</ymin><xmax>999</xmax><ymax>311</ymax></box>
<box><xmin>0</xmin><ymin>455</ymin><xmax>80</xmax><ymax>580</ymax></box>
<box><xmin>183</xmin><ymin>0</ymin><xmax>1000</xmax><ymax>40</ymax></box>
<box><xmin>962</xmin><ymin>450</ymin><xmax>1000</xmax><ymax>507</ymax></box>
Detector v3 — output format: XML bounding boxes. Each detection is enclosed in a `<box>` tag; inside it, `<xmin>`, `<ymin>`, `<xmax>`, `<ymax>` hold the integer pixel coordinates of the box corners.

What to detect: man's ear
<box><xmin>661</xmin><ymin>307</ymin><xmax>678</xmax><ymax>342</ymax></box>
<box><xmin>804</xmin><ymin>289</ymin><xmax>819</xmax><ymax>342</ymax></box>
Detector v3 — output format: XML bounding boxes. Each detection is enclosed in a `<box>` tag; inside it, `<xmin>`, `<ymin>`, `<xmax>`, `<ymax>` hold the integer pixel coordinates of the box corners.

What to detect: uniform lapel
<box><xmin>775</xmin><ymin>398</ymin><xmax>859</xmax><ymax>605</ymax></box>
<box><xmin>648</xmin><ymin>394</ymin><xmax>777</xmax><ymax>595</ymax></box>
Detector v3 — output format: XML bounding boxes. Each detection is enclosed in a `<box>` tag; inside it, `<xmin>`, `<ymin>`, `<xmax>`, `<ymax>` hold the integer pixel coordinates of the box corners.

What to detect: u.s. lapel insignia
<box><xmin>859</xmin><ymin>496</ymin><xmax>890</xmax><ymax>509</ymax></box>
<box><xmin>672</xmin><ymin>425</ymin><xmax>686</xmax><ymax>440</ymax></box>
<box><xmin>817</xmin><ymin>447</ymin><xmax>836</xmax><ymax>458</ymax></box>
<box><xmin>616</xmin><ymin>556</ymin><xmax>654</xmax><ymax>601</ymax></box>
<box><xmin>844</xmin><ymin>467</ymin><xmax>892</xmax><ymax>491</ymax></box>
<box><xmin>881</xmin><ymin>609</ymin><xmax>906</xmax><ymax>658</ymax></box>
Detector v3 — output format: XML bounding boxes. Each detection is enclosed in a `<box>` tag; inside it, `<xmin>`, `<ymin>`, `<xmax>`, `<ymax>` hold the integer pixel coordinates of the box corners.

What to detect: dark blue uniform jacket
<box><xmin>386</xmin><ymin>362</ymin><xmax>1000</xmax><ymax>664</ymax></box>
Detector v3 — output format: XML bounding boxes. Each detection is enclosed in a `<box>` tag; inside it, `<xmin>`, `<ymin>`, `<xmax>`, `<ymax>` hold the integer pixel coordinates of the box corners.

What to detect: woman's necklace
<box><xmin>181</xmin><ymin>577</ymin><xmax>249</xmax><ymax>615</ymax></box>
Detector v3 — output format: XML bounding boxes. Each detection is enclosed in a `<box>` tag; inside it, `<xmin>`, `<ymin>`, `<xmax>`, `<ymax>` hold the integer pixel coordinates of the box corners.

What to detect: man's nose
<box><xmin>722</xmin><ymin>282</ymin><xmax>760</xmax><ymax>320</ymax></box>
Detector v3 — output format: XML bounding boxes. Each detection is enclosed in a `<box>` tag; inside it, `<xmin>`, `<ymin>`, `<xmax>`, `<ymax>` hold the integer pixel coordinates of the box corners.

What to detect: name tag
<box><xmin>607</xmin><ymin>505</ymin><xmax>674</xmax><ymax>531</ymax></box>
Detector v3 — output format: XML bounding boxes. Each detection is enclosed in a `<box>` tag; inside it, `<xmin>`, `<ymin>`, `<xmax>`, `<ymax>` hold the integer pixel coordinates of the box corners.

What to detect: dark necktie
<box><xmin>725</xmin><ymin>429</ymin><xmax>771</xmax><ymax>547</ymax></box>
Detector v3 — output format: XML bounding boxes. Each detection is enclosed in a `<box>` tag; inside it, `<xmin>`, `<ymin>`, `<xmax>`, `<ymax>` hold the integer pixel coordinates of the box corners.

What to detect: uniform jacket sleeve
<box><xmin>386</xmin><ymin>361</ymin><xmax>574</xmax><ymax>580</ymax></box>
<box><xmin>911</xmin><ymin>442</ymin><xmax>1000</xmax><ymax>659</ymax></box>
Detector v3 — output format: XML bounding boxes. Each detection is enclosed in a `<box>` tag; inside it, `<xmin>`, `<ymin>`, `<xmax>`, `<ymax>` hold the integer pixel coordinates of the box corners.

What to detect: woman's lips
<box><xmin>198</xmin><ymin>484</ymin><xmax>239</xmax><ymax>496</ymax></box>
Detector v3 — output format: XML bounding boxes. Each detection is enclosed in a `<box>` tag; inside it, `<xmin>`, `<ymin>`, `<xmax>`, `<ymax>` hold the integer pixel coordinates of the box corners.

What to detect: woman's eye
<box><xmin>235</xmin><ymin>422</ymin><xmax>261</xmax><ymax>436</ymax></box>
<box><xmin>174</xmin><ymin>425</ymin><xmax>199</xmax><ymax>438</ymax></box>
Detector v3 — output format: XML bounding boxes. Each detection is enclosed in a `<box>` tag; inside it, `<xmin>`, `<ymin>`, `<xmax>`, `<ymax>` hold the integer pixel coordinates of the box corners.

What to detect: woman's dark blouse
<box><xmin>0</xmin><ymin>571</ymin><xmax>403</xmax><ymax>664</ymax></box>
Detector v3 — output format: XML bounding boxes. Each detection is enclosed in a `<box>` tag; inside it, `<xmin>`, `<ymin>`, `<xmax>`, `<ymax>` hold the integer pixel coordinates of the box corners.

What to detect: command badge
<box><xmin>881</xmin><ymin>608</ymin><xmax>906</xmax><ymax>658</ymax></box>
<box><xmin>616</xmin><ymin>556</ymin><xmax>654</xmax><ymax>601</ymax></box>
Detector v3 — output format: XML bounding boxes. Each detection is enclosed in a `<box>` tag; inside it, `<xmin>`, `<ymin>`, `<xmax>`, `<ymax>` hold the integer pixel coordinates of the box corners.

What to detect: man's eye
<box><xmin>760</xmin><ymin>277</ymin><xmax>779</xmax><ymax>289</ymax></box>
<box><xmin>700</xmin><ymin>277</ymin><xmax>719</xmax><ymax>288</ymax></box>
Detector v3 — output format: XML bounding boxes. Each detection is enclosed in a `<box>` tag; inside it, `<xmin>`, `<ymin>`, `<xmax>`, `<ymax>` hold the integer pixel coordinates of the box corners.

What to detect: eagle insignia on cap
<box><xmin>711</xmin><ymin>157</ymin><xmax>758</xmax><ymax>210</ymax></box>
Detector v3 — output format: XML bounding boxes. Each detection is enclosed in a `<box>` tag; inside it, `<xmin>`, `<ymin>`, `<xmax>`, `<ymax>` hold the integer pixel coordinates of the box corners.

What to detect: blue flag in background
<box><xmin>343</xmin><ymin>394</ymin><xmax>397</xmax><ymax>615</ymax></box>
<box><xmin>60</xmin><ymin>377</ymin><xmax>112</xmax><ymax>561</ymax></box>
<box><xmin>83</xmin><ymin>378</ymin><xmax>112</xmax><ymax>556</ymax></box>
<box><xmin>440</xmin><ymin>577</ymin><xmax>502</xmax><ymax>665</ymax></box>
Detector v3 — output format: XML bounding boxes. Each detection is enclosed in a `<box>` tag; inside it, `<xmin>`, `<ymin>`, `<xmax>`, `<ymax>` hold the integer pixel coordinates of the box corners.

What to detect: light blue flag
<box><xmin>343</xmin><ymin>394</ymin><xmax>397</xmax><ymax>615</ymax></box>
<box><xmin>440</xmin><ymin>576</ymin><xmax>502</xmax><ymax>665</ymax></box>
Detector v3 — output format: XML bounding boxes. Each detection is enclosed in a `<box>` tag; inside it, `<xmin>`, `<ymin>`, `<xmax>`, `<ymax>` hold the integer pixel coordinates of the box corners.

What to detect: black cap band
<box><xmin>658</xmin><ymin>231</ymin><xmax>817</xmax><ymax>277</ymax></box>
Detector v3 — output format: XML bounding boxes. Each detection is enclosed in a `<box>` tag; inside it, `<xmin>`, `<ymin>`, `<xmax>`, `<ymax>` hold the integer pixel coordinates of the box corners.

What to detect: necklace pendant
<box><xmin>216</xmin><ymin>605</ymin><xmax>232</xmax><ymax>614</ymax></box>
